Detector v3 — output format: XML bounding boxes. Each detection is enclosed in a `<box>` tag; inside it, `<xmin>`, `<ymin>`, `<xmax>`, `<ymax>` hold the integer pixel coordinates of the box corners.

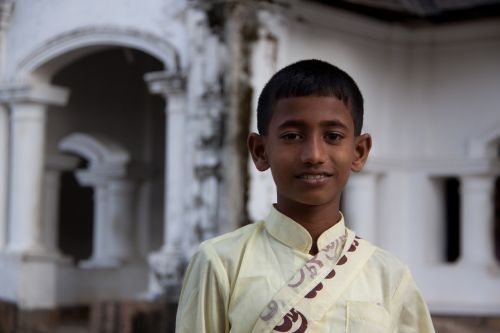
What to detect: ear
<box><xmin>351</xmin><ymin>133</ymin><xmax>372</xmax><ymax>172</ymax></box>
<box><xmin>248</xmin><ymin>132</ymin><xmax>270</xmax><ymax>171</ymax></box>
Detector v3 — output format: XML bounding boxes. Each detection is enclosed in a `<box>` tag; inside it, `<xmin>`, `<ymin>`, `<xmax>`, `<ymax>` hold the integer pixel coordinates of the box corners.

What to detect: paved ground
<box><xmin>433</xmin><ymin>315</ymin><xmax>500</xmax><ymax>333</ymax></box>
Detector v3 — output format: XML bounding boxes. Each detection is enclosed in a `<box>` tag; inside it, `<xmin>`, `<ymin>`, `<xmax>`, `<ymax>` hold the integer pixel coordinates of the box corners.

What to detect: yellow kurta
<box><xmin>176</xmin><ymin>207</ymin><xmax>435</xmax><ymax>333</ymax></box>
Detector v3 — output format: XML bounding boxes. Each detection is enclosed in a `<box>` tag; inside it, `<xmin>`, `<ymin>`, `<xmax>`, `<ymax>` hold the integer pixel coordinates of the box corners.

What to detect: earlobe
<box><xmin>248</xmin><ymin>132</ymin><xmax>270</xmax><ymax>171</ymax></box>
<box><xmin>351</xmin><ymin>133</ymin><xmax>372</xmax><ymax>172</ymax></box>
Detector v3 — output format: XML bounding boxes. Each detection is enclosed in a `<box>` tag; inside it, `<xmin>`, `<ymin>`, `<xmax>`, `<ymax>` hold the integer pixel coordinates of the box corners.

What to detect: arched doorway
<box><xmin>48</xmin><ymin>47</ymin><xmax>166</xmax><ymax>264</ymax></box>
<box><xmin>0</xmin><ymin>25</ymin><xmax>184</xmax><ymax>309</ymax></box>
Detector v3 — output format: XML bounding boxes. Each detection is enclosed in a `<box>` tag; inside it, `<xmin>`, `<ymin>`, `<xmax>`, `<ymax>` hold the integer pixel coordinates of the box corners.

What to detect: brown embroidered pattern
<box><xmin>273</xmin><ymin>308</ymin><xmax>308</xmax><ymax>333</ymax></box>
<box><xmin>272</xmin><ymin>237</ymin><xmax>361</xmax><ymax>332</ymax></box>
<box><xmin>287</xmin><ymin>236</ymin><xmax>345</xmax><ymax>289</ymax></box>
<box><xmin>260</xmin><ymin>300</ymin><xmax>279</xmax><ymax>321</ymax></box>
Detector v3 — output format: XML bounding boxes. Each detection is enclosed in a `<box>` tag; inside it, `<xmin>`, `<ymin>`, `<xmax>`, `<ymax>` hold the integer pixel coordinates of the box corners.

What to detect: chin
<box><xmin>296</xmin><ymin>196</ymin><xmax>336</xmax><ymax>207</ymax></box>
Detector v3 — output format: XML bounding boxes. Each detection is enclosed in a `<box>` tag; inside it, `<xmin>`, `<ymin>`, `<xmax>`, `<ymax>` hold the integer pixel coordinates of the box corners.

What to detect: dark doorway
<box><xmin>58</xmin><ymin>159</ymin><xmax>94</xmax><ymax>263</ymax></box>
<box><xmin>49</xmin><ymin>47</ymin><xmax>166</xmax><ymax>256</ymax></box>
<box><xmin>444</xmin><ymin>177</ymin><xmax>460</xmax><ymax>263</ymax></box>
<box><xmin>494</xmin><ymin>177</ymin><xmax>500</xmax><ymax>263</ymax></box>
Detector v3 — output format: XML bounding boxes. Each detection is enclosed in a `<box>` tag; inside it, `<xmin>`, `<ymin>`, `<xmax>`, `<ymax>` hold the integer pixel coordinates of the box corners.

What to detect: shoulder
<box><xmin>356</xmin><ymin>238</ymin><xmax>413</xmax><ymax>292</ymax></box>
<box><xmin>195</xmin><ymin>221</ymin><xmax>266</xmax><ymax>266</ymax></box>
<box><xmin>182</xmin><ymin>222</ymin><xmax>266</xmax><ymax>292</ymax></box>
<box><xmin>371</xmin><ymin>245</ymin><xmax>408</xmax><ymax>273</ymax></box>
<box><xmin>201</xmin><ymin>221</ymin><xmax>265</xmax><ymax>251</ymax></box>
<box><xmin>357</xmin><ymin>237</ymin><xmax>408</xmax><ymax>272</ymax></box>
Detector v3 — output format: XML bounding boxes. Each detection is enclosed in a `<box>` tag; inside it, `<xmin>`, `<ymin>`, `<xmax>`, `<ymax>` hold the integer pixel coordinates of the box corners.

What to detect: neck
<box><xmin>275</xmin><ymin>201</ymin><xmax>341</xmax><ymax>252</ymax></box>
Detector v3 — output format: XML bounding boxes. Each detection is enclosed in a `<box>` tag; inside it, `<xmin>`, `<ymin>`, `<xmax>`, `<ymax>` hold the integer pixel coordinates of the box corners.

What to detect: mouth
<box><xmin>295</xmin><ymin>173</ymin><xmax>332</xmax><ymax>185</ymax></box>
<box><xmin>297</xmin><ymin>174</ymin><xmax>330</xmax><ymax>180</ymax></box>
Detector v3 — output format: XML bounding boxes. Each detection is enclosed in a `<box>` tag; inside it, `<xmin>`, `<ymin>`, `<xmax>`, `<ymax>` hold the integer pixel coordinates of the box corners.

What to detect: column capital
<box><xmin>144</xmin><ymin>71</ymin><xmax>186</xmax><ymax>97</ymax></box>
<box><xmin>460</xmin><ymin>175</ymin><xmax>495</xmax><ymax>192</ymax></box>
<box><xmin>0</xmin><ymin>83</ymin><xmax>69</xmax><ymax>107</ymax></box>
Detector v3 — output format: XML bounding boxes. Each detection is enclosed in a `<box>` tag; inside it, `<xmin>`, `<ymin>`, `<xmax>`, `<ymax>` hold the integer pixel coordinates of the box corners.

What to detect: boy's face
<box><xmin>248</xmin><ymin>96</ymin><xmax>371</xmax><ymax>215</ymax></box>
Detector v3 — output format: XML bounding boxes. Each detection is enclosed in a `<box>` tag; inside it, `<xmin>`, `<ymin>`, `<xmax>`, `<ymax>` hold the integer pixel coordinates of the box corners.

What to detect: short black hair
<box><xmin>256</xmin><ymin>59</ymin><xmax>364</xmax><ymax>136</ymax></box>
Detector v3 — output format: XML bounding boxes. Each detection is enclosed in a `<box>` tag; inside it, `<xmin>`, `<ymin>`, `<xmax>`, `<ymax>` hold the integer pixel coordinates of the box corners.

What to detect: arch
<box><xmin>469</xmin><ymin>121</ymin><xmax>500</xmax><ymax>159</ymax></box>
<box><xmin>58</xmin><ymin>132</ymin><xmax>129</xmax><ymax>177</ymax></box>
<box><xmin>16</xmin><ymin>26</ymin><xmax>181</xmax><ymax>83</ymax></box>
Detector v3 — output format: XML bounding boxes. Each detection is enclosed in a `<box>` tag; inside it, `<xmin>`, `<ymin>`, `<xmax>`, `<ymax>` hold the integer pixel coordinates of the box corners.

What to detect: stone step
<box><xmin>50</xmin><ymin>323</ymin><xmax>89</xmax><ymax>333</ymax></box>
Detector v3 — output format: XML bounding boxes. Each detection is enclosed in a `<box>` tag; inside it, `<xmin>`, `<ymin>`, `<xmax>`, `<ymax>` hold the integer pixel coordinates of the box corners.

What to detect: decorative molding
<box><xmin>16</xmin><ymin>26</ymin><xmax>181</xmax><ymax>82</ymax></box>
<box><xmin>293</xmin><ymin>0</ymin><xmax>500</xmax><ymax>46</ymax></box>
<box><xmin>0</xmin><ymin>83</ymin><xmax>69</xmax><ymax>106</ymax></box>
<box><xmin>144</xmin><ymin>70</ymin><xmax>186</xmax><ymax>96</ymax></box>
<box><xmin>469</xmin><ymin>121</ymin><xmax>500</xmax><ymax>159</ymax></box>
<box><xmin>58</xmin><ymin>132</ymin><xmax>129</xmax><ymax>178</ymax></box>
<box><xmin>364</xmin><ymin>156</ymin><xmax>500</xmax><ymax>176</ymax></box>
<box><xmin>45</xmin><ymin>154</ymin><xmax>80</xmax><ymax>171</ymax></box>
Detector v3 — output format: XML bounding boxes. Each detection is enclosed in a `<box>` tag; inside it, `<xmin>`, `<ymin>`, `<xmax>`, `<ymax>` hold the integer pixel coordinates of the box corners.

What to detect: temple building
<box><xmin>0</xmin><ymin>0</ymin><xmax>499</xmax><ymax>332</ymax></box>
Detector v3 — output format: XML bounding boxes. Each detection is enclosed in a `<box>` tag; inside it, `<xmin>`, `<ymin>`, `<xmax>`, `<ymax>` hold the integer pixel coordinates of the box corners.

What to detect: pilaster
<box><xmin>0</xmin><ymin>104</ymin><xmax>7</xmax><ymax>250</ymax></box>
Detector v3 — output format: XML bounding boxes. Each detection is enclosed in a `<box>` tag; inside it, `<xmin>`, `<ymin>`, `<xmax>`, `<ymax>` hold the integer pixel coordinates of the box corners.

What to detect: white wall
<box><xmin>3</xmin><ymin>0</ymin><xmax>189</xmax><ymax>81</ymax></box>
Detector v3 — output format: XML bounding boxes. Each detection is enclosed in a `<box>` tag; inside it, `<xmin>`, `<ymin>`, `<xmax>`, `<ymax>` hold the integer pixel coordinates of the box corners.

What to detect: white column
<box><xmin>343</xmin><ymin>173</ymin><xmax>378</xmax><ymax>242</ymax></box>
<box><xmin>6</xmin><ymin>103</ymin><xmax>48</xmax><ymax>254</ymax></box>
<box><xmin>106</xmin><ymin>179</ymin><xmax>137</xmax><ymax>261</ymax></box>
<box><xmin>0</xmin><ymin>104</ymin><xmax>7</xmax><ymax>250</ymax></box>
<box><xmin>145</xmin><ymin>71</ymin><xmax>186</xmax><ymax>252</ymax></box>
<box><xmin>460</xmin><ymin>175</ymin><xmax>496</xmax><ymax>267</ymax></box>
<box><xmin>145</xmin><ymin>71</ymin><xmax>188</xmax><ymax>297</ymax></box>
<box><xmin>377</xmin><ymin>171</ymin><xmax>417</xmax><ymax>263</ymax></box>
<box><xmin>0</xmin><ymin>83</ymin><xmax>69</xmax><ymax>255</ymax></box>
<box><xmin>93</xmin><ymin>185</ymin><xmax>109</xmax><ymax>263</ymax></box>
<box><xmin>78</xmin><ymin>181</ymin><xmax>120</xmax><ymax>268</ymax></box>
<box><xmin>41</xmin><ymin>169</ymin><xmax>63</xmax><ymax>255</ymax></box>
<box><xmin>162</xmin><ymin>92</ymin><xmax>186</xmax><ymax>251</ymax></box>
<box><xmin>248</xmin><ymin>21</ymin><xmax>280</xmax><ymax>222</ymax></box>
<box><xmin>0</xmin><ymin>3</ymin><xmax>13</xmax><ymax>250</ymax></box>
<box><xmin>78</xmin><ymin>175</ymin><xmax>137</xmax><ymax>268</ymax></box>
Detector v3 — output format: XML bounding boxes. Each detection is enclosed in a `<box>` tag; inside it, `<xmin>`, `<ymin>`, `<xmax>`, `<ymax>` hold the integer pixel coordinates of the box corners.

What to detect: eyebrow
<box><xmin>277</xmin><ymin>119</ymin><xmax>349</xmax><ymax>130</ymax></box>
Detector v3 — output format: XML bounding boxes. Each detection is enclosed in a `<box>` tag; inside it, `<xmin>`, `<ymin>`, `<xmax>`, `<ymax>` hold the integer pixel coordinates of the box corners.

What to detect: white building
<box><xmin>0</xmin><ymin>0</ymin><xmax>498</xmax><ymax>331</ymax></box>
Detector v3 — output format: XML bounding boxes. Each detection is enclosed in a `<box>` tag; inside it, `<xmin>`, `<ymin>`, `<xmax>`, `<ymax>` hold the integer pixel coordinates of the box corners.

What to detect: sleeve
<box><xmin>175</xmin><ymin>244</ymin><xmax>230</xmax><ymax>333</ymax></box>
<box><xmin>391</xmin><ymin>268</ymin><xmax>436</xmax><ymax>333</ymax></box>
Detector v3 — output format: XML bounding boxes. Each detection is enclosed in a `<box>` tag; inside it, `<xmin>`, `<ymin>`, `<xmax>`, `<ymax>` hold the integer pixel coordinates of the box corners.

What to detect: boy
<box><xmin>176</xmin><ymin>59</ymin><xmax>435</xmax><ymax>332</ymax></box>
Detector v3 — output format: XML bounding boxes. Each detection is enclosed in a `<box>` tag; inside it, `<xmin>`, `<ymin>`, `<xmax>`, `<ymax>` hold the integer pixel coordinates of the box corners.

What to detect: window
<box><xmin>443</xmin><ymin>177</ymin><xmax>460</xmax><ymax>263</ymax></box>
<box><xmin>495</xmin><ymin>177</ymin><xmax>500</xmax><ymax>263</ymax></box>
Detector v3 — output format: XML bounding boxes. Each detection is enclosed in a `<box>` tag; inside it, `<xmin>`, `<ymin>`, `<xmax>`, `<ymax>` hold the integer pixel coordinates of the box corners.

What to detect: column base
<box><xmin>148</xmin><ymin>247</ymin><xmax>187</xmax><ymax>301</ymax></box>
<box><xmin>79</xmin><ymin>257</ymin><xmax>123</xmax><ymax>269</ymax></box>
<box><xmin>4</xmin><ymin>245</ymin><xmax>71</xmax><ymax>263</ymax></box>
<box><xmin>0</xmin><ymin>251</ymin><xmax>62</xmax><ymax>308</ymax></box>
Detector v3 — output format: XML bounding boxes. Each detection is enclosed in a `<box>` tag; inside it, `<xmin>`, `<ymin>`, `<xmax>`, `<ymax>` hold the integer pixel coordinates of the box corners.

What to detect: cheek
<box><xmin>268</xmin><ymin>157</ymin><xmax>291</xmax><ymax>187</ymax></box>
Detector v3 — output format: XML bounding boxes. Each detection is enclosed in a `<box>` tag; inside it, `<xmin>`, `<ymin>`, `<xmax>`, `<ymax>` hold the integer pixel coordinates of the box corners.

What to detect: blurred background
<box><xmin>0</xmin><ymin>0</ymin><xmax>499</xmax><ymax>332</ymax></box>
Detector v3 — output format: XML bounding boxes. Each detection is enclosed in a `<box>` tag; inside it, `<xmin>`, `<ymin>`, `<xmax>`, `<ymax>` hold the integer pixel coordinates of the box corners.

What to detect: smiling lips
<box><xmin>296</xmin><ymin>173</ymin><xmax>332</xmax><ymax>185</ymax></box>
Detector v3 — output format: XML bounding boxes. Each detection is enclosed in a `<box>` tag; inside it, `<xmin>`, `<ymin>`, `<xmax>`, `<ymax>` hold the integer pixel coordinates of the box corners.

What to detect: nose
<box><xmin>300</xmin><ymin>135</ymin><xmax>326</xmax><ymax>165</ymax></box>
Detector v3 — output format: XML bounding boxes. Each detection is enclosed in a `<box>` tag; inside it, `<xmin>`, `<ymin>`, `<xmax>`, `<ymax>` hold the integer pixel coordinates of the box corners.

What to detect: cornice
<box><xmin>291</xmin><ymin>1</ymin><xmax>500</xmax><ymax>46</ymax></box>
<box><xmin>364</xmin><ymin>156</ymin><xmax>500</xmax><ymax>176</ymax></box>
<box><xmin>0</xmin><ymin>83</ymin><xmax>69</xmax><ymax>106</ymax></box>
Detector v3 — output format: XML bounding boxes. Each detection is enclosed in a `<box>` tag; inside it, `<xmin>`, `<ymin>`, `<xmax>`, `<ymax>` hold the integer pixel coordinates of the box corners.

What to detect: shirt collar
<box><xmin>264</xmin><ymin>205</ymin><xmax>346</xmax><ymax>254</ymax></box>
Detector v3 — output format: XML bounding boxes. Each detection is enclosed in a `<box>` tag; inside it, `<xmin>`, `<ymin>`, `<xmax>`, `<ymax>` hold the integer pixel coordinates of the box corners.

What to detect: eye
<box><xmin>280</xmin><ymin>132</ymin><xmax>302</xmax><ymax>141</ymax></box>
<box><xmin>325</xmin><ymin>132</ymin><xmax>343</xmax><ymax>141</ymax></box>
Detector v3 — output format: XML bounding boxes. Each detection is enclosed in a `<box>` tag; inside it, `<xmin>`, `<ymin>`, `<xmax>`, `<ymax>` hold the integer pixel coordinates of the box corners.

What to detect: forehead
<box><xmin>269</xmin><ymin>96</ymin><xmax>353</xmax><ymax>129</ymax></box>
